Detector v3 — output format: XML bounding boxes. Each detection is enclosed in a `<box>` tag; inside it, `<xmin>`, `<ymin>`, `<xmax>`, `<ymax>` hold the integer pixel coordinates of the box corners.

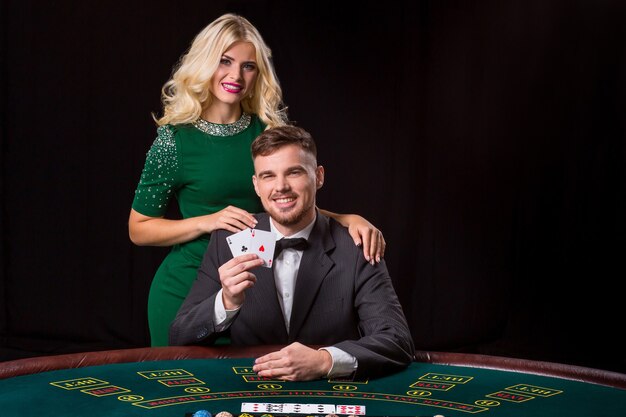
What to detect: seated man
<box><xmin>170</xmin><ymin>125</ymin><xmax>415</xmax><ymax>381</ymax></box>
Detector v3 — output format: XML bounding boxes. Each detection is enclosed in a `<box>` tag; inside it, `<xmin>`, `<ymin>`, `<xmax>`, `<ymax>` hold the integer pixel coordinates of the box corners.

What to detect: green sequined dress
<box><xmin>132</xmin><ymin>113</ymin><xmax>264</xmax><ymax>346</ymax></box>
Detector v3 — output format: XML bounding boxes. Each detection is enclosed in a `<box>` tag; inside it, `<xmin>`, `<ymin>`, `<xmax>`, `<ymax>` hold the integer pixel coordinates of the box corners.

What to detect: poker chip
<box><xmin>216</xmin><ymin>412</ymin><xmax>234</xmax><ymax>417</ymax></box>
<box><xmin>192</xmin><ymin>411</ymin><xmax>211</xmax><ymax>417</ymax></box>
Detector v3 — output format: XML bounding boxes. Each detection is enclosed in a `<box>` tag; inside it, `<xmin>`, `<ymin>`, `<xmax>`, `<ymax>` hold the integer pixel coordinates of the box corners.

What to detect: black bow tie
<box><xmin>274</xmin><ymin>237</ymin><xmax>308</xmax><ymax>258</ymax></box>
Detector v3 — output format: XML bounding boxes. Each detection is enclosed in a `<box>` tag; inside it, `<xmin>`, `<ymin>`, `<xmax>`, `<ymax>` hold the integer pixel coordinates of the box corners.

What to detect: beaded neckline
<box><xmin>192</xmin><ymin>113</ymin><xmax>252</xmax><ymax>137</ymax></box>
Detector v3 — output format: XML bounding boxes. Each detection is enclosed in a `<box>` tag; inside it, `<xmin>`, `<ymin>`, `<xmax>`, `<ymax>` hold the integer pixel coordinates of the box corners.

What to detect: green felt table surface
<box><xmin>1</xmin><ymin>358</ymin><xmax>625</xmax><ymax>416</ymax></box>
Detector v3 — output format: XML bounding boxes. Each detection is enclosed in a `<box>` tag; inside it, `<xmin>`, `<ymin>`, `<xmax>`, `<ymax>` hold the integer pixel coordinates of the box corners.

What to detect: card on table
<box><xmin>304</xmin><ymin>403</ymin><xmax>337</xmax><ymax>414</ymax></box>
<box><xmin>241</xmin><ymin>403</ymin><xmax>336</xmax><ymax>414</ymax></box>
<box><xmin>226</xmin><ymin>228</ymin><xmax>276</xmax><ymax>268</ymax></box>
<box><xmin>241</xmin><ymin>403</ymin><xmax>286</xmax><ymax>413</ymax></box>
<box><xmin>336</xmin><ymin>404</ymin><xmax>366</xmax><ymax>415</ymax></box>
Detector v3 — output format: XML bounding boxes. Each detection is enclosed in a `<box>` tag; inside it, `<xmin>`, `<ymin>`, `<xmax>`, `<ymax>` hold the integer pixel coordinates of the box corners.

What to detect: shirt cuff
<box><xmin>319</xmin><ymin>346</ymin><xmax>358</xmax><ymax>379</ymax></box>
<box><xmin>214</xmin><ymin>289</ymin><xmax>240</xmax><ymax>331</ymax></box>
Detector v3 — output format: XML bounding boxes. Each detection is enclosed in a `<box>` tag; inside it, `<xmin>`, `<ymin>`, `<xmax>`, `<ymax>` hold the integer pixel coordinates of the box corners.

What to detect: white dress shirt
<box><xmin>214</xmin><ymin>217</ymin><xmax>357</xmax><ymax>378</ymax></box>
<box><xmin>270</xmin><ymin>218</ymin><xmax>315</xmax><ymax>330</ymax></box>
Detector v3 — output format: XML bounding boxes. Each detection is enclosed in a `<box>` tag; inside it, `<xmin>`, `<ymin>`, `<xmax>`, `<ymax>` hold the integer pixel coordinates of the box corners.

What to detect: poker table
<box><xmin>1</xmin><ymin>345</ymin><xmax>625</xmax><ymax>417</ymax></box>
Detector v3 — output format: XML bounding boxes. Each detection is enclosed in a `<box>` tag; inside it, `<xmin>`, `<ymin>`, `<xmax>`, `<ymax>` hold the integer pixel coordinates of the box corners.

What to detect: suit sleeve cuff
<box><xmin>214</xmin><ymin>289</ymin><xmax>240</xmax><ymax>331</ymax></box>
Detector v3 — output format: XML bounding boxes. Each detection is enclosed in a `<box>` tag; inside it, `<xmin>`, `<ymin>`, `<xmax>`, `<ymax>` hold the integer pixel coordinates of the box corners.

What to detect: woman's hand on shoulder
<box><xmin>205</xmin><ymin>205</ymin><xmax>258</xmax><ymax>234</ymax></box>
<box><xmin>319</xmin><ymin>209</ymin><xmax>386</xmax><ymax>264</ymax></box>
<box><xmin>344</xmin><ymin>215</ymin><xmax>386</xmax><ymax>265</ymax></box>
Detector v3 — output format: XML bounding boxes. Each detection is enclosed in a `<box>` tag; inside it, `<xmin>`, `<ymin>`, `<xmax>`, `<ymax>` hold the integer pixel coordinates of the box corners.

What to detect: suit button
<box><xmin>197</xmin><ymin>328</ymin><xmax>208</xmax><ymax>339</ymax></box>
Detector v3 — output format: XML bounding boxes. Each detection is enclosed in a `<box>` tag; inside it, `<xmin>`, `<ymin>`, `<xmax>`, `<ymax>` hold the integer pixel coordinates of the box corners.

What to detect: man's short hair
<box><xmin>251</xmin><ymin>125</ymin><xmax>317</xmax><ymax>159</ymax></box>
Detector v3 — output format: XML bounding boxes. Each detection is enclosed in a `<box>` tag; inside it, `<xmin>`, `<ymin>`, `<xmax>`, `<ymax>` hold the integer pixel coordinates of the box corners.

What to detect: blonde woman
<box><xmin>129</xmin><ymin>14</ymin><xmax>385</xmax><ymax>346</ymax></box>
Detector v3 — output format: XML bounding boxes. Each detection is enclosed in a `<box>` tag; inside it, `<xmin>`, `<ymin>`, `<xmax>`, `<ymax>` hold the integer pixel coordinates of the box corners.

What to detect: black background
<box><xmin>1</xmin><ymin>0</ymin><xmax>625</xmax><ymax>373</ymax></box>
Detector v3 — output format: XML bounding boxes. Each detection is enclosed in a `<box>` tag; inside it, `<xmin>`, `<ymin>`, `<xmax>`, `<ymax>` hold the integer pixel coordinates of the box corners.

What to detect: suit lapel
<box><xmin>288</xmin><ymin>214</ymin><xmax>335</xmax><ymax>341</ymax></box>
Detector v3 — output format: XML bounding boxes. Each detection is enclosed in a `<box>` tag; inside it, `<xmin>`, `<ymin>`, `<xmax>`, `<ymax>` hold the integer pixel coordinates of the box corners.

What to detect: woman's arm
<box><xmin>319</xmin><ymin>209</ymin><xmax>386</xmax><ymax>264</ymax></box>
<box><xmin>128</xmin><ymin>207</ymin><xmax>258</xmax><ymax>247</ymax></box>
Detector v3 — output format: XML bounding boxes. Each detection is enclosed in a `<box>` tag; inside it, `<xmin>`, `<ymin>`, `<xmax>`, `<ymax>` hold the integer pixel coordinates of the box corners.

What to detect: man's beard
<box><xmin>264</xmin><ymin>200</ymin><xmax>314</xmax><ymax>227</ymax></box>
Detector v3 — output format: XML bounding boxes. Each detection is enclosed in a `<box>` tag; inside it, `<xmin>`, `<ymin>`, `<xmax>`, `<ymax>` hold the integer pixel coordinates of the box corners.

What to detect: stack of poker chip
<box><xmin>188</xmin><ymin>412</ymin><xmax>238</xmax><ymax>417</ymax></box>
<box><xmin>185</xmin><ymin>412</ymin><xmax>448</xmax><ymax>417</ymax></box>
<box><xmin>186</xmin><ymin>412</ymin><xmax>363</xmax><ymax>417</ymax></box>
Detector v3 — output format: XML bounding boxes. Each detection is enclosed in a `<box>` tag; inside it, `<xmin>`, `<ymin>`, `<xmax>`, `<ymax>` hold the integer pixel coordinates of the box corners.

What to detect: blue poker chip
<box><xmin>192</xmin><ymin>411</ymin><xmax>211</xmax><ymax>417</ymax></box>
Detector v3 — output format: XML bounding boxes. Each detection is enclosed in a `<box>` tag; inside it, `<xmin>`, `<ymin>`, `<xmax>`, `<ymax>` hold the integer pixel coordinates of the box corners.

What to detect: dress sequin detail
<box><xmin>192</xmin><ymin>113</ymin><xmax>251</xmax><ymax>136</ymax></box>
<box><xmin>134</xmin><ymin>125</ymin><xmax>178</xmax><ymax>211</ymax></box>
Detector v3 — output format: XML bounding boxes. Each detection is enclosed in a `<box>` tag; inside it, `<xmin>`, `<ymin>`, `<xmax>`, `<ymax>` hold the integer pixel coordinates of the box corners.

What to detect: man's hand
<box><xmin>252</xmin><ymin>342</ymin><xmax>332</xmax><ymax>381</ymax></box>
<box><xmin>219</xmin><ymin>254</ymin><xmax>264</xmax><ymax>310</ymax></box>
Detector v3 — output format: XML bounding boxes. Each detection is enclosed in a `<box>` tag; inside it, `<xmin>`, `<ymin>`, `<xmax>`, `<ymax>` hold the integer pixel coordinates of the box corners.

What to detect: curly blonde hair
<box><xmin>155</xmin><ymin>13</ymin><xmax>288</xmax><ymax>128</ymax></box>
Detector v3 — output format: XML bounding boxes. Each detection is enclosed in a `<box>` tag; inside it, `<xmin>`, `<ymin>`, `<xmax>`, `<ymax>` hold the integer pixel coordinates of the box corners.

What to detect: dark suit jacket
<box><xmin>169</xmin><ymin>212</ymin><xmax>415</xmax><ymax>378</ymax></box>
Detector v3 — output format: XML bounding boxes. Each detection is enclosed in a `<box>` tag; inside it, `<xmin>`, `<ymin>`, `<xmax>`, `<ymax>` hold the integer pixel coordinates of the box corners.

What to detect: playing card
<box><xmin>280</xmin><ymin>403</ymin><xmax>297</xmax><ymax>413</ymax></box>
<box><xmin>336</xmin><ymin>405</ymin><xmax>366</xmax><ymax>415</ymax></box>
<box><xmin>249</xmin><ymin>229</ymin><xmax>276</xmax><ymax>268</ymax></box>
<box><xmin>304</xmin><ymin>403</ymin><xmax>336</xmax><ymax>414</ymax></box>
<box><xmin>241</xmin><ymin>403</ymin><xmax>334</xmax><ymax>414</ymax></box>
<box><xmin>241</xmin><ymin>402</ymin><xmax>282</xmax><ymax>413</ymax></box>
<box><xmin>226</xmin><ymin>228</ymin><xmax>253</xmax><ymax>257</ymax></box>
<box><xmin>241</xmin><ymin>402</ymin><xmax>267</xmax><ymax>413</ymax></box>
<box><xmin>267</xmin><ymin>403</ymin><xmax>284</xmax><ymax>413</ymax></box>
